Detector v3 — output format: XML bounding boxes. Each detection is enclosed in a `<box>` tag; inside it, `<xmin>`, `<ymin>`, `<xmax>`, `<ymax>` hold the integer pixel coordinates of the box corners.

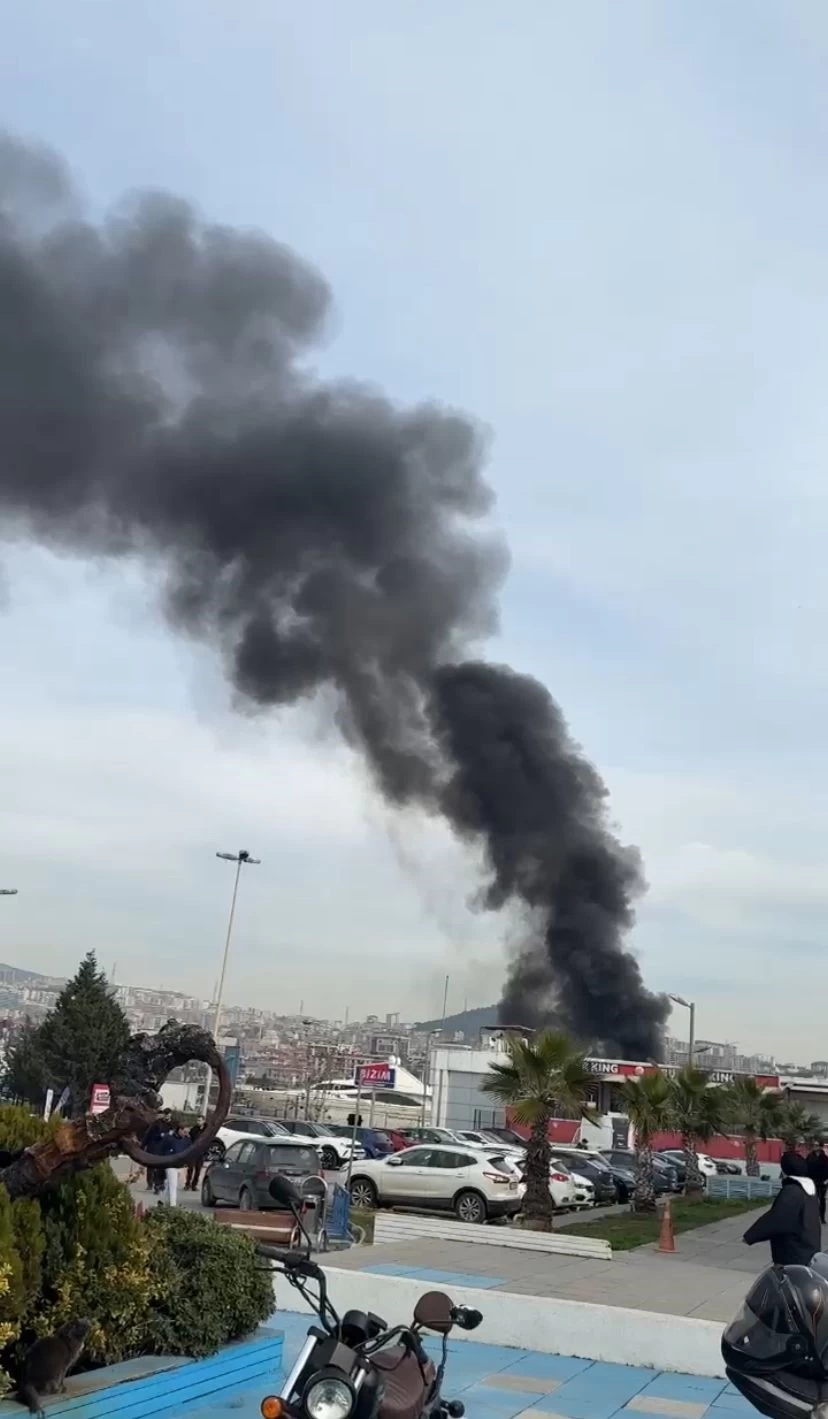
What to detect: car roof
<box><xmin>261</xmin><ymin>1136</ymin><xmax>321</xmax><ymax>1148</ymax></box>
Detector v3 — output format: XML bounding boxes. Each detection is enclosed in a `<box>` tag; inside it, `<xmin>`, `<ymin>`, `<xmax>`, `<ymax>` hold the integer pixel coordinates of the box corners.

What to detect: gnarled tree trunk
<box><xmin>0</xmin><ymin>1020</ymin><xmax>230</xmax><ymax>1201</ymax></box>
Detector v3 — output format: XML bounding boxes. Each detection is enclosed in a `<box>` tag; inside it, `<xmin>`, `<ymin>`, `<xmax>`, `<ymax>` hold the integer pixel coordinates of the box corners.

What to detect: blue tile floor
<box><xmin>185</xmin><ymin>1311</ymin><xmax>750</xmax><ymax>1419</ymax></box>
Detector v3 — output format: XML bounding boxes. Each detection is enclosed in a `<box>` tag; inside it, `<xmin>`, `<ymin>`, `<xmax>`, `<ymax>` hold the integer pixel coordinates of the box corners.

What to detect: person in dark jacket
<box><xmin>143</xmin><ymin>1111</ymin><xmax>172</xmax><ymax>1193</ymax></box>
<box><xmin>158</xmin><ymin>1123</ymin><xmax>190</xmax><ymax>1207</ymax></box>
<box><xmin>185</xmin><ymin>1119</ymin><xmax>206</xmax><ymax>1192</ymax></box>
<box><xmin>744</xmin><ymin>1154</ymin><xmax>821</xmax><ymax>1266</ymax></box>
<box><xmin>806</xmin><ymin>1145</ymin><xmax>828</xmax><ymax>1224</ymax></box>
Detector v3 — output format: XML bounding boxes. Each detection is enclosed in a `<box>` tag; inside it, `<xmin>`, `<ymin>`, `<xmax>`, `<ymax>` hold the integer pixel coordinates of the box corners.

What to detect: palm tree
<box><xmin>726</xmin><ymin>1079</ymin><xmax>782</xmax><ymax>1177</ymax></box>
<box><xmin>622</xmin><ymin>1071</ymin><xmax>673</xmax><ymax>1212</ymax></box>
<box><xmin>669</xmin><ymin>1067</ymin><xmax>729</xmax><ymax>1194</ymax></box>
<box><xmin>482</xmin><ymin>1031</ymin><xmax>593</xmax><ymax>1228</ymax></box>
<box><xmin>779</xmin><ymin>1102</ymin><xmax>824</xmax><ymax>1152</ymax></box>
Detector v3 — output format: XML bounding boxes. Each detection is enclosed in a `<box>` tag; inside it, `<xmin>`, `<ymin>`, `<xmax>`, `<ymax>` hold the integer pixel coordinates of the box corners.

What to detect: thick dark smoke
<box><xmin>0</xmin><ymin>135</ymin><xmax>667</xmax><ymax>1059</ymax></box>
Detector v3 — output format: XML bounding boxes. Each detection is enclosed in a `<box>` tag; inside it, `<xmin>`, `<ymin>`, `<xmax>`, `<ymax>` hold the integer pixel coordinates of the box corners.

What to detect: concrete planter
<box><xmin>0</xmin><ymin>1327</ymin><xmax>283</xmax><ymax>1419</ymax></box>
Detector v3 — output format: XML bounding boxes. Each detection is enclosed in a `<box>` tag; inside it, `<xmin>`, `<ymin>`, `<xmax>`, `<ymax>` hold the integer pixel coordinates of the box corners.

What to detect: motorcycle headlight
<box><xmin>303</xmin><ymin>1376</ymin><xmax>354</xmax><ymax>1419</ymax></box>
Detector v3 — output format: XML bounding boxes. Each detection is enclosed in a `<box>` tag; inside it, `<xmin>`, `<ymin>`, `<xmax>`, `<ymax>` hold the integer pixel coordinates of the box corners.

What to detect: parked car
<box><xmin>602</xmin><ymin>1149</ymin><xmax>678</xmax><ymax>1194</ymax></box>
<box><xmin>546</xmin><ymin>1157</ymin><xmax>577</xmax><ymax>1210</ymax></box>
<box><xmin>201</xmin><ymin>1137</ymin><xmax>323</xmax><ymax>1211</ymax></box>
<box><xmin>385</xmin><ymin>1129</ymin><xmax>413</xmax><ymax>1152</ymax></box>
<box><xmin>274</xmin><ymin>1119</ymin><xmax>365</xmax><ymax>1170</ymax></box>
<box><xmin>481</xmin><ymin>1127</ymin><xmax>528</xmax><ymax>1149</ymax></box>
<box><xmin>553</xmin><ymin>1149</ymin><xmax>618</xmax><ymax>1206</ymax></box>
<box><xmin>551</xmin><ymin>1156</ymin><xmax>595</xmax><ymax>1210</ymax></box>
<box><xmin>325</xmin><ymin>1125</ymin><xmax>394</xmax><ymax>1158</ymax></box>
<box><xmin>715</xmin><ymin>1160</ymin><xmax>744</xmax><ymax>1175</ymax></box>
<box><xmin>347</xmin><ymin>1144</ymin><xmax>524</xmax><ymax>1223</ymax></box>
<box><xmin>654</xmin><ymin>1150</ymin><xmax>687</xmax><ymax>1189</ymax></box>
<box><xmin>210</xmin><ymin>1116</ymin><xmax>290</xmax><ymax>1159</ymax></box>
<box><xmin>399</xmin><ymin>1126</ymin><xmax>465</xmax><ymax>1146</ymax></box>
<box><xmin>660</xmin><ymin>1148</ymin><xmax>716</xmax><ymax>1179</ymax></box>
<box><xmin>455</xmin><ymin>1129</ymin><xmax>504</xmax><ymax>1148</ymax></box>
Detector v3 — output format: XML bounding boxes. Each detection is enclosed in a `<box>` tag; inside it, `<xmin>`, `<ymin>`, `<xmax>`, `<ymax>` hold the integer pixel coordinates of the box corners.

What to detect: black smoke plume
<box><xmin>0</xmin><ymin>135</ymin><xmax>667</xmax><ymax>1059</ymax></box>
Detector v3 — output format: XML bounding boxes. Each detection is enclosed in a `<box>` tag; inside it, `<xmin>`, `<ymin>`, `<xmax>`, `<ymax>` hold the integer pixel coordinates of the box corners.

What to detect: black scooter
<box><xmin>258</xmin><ymin>1174</ymin><xmax>482</xmax><ymax>1419</ymax></box>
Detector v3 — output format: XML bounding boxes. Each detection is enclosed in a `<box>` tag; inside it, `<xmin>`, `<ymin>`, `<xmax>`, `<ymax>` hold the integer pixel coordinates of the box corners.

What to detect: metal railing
<box><xmin>707</xmin><ymin>1175</ymin><xmax>779</xmax><ymax>1200</ymax></box>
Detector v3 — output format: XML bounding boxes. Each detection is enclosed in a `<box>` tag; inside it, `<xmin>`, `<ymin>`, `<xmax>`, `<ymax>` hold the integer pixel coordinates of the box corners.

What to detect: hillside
<box><xmin>414</xmin><ymin>1003</ymin><xmax>497</xmax><ymax>1040</ymax></box>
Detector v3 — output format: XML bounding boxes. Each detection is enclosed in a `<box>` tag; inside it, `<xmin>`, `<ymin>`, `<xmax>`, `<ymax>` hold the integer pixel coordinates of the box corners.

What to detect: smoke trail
<box><xmin>0</xmin><ymin>134</ymin><xmax>667</xmax><ymax>1058</ymax></box>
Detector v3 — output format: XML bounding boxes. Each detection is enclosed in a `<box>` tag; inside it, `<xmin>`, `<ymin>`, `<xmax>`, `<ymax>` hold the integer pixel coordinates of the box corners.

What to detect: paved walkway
<box><xmin>188</xmin><ymin>1312</ymin><xmax>753</xmax><ymax>1419</ymax></box>
<box><xmin>328</xmin><ymin>1213</ymin><xmax>774</xmax><ymax>1322</ymax></box>
<box><xmin>114</xmin><ymin>1155</ymin><xmax>782</xmax><ymax>1324</ymax></box>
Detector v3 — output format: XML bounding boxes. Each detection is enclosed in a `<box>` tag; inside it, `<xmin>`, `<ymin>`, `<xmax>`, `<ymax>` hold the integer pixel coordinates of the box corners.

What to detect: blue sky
<box><xmin>2</xmin><ymin>3</ymin><xmax>828</xmax><ymax>1059</ymax></box>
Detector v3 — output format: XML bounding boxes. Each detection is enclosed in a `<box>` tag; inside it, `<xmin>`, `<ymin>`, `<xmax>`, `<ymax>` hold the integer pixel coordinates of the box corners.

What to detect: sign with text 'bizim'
<box><xmin>356</xmin><ymin>1061</ymin><xmax>396</xmax><ymax>1088</ymax></box>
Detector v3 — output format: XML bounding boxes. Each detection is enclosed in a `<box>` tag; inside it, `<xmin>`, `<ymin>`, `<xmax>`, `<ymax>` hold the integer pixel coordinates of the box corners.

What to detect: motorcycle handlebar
<box><xmin>254</xmin><ymin>1245</ymin><xmax>323</xmax><ymax>1279</ymax></box>
<box><xmin>450</xmin><ymin>1305</ymin><xmax>483</xmax><ymax>1332</ymax></box>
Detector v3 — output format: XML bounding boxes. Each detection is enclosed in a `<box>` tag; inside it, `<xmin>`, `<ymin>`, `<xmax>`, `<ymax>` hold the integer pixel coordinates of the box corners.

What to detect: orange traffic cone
<box><xmin>657</xmin><ymin>1196</ymin><xmax>676</xmax><ymax>1253</ymax></box>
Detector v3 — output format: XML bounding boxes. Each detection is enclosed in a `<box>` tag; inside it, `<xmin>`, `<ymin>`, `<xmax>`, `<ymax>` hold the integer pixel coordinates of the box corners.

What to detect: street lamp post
<box><xmin>212</xmin><ymin>851</ymin><xmax>260</xmax><ymax>1046</ymax></box>
<box><xmin>669</xmin><ymin>994</ymin><xmax>695</xmax><ymax>1064</ymax></box>
<box><xmin>204</xmin><ymin>851</ymin><xmax>260</xmax><ymax>1109</ymax></box>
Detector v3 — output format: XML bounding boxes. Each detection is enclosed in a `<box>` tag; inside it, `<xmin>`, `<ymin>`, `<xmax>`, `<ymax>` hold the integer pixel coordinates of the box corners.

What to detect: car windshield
<box><xmin>550</xmin><ymin>1158</ymin><xmax>572</xmax><ymax>1174</ymax></box>
<box><xmin>263</xmin><ymin>1145</ymin><xmax>320</xmax><ymax>1174</ymax></box>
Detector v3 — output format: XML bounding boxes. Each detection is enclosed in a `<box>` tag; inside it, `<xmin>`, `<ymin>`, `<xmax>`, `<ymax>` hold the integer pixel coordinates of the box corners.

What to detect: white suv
<box><xmin>348</xmin><ymin>1144</ymin><xmax>524</xmax><ymax>1224</ymax></box>
<box><xmin>210</xmin><ymin>1116</ymin><xmax>289</xmax><ymax>1159</ymax></box>
<box><xmin>275</xmin><ymin>1119</ymin><xmax>365</xmax><ymax>1170</ymax></box>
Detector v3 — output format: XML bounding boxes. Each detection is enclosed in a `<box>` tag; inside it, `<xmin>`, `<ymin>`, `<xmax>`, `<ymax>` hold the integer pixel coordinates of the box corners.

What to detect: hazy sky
<box><xmin>2</xmin><ymin>3</ymin><xmax>828</xmax><ymax>1060</ymax></box>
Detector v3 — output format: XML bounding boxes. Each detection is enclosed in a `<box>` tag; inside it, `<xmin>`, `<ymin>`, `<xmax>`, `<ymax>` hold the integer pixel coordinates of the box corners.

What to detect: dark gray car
<box><xmin>202</xmin><ymin>1138</ymin><xmax>323</xmax><ymax>1211</ymax></box>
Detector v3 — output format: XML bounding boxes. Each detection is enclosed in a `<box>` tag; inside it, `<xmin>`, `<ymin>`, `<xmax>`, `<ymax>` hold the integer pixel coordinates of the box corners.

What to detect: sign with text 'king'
<box><xmin>356</xmin><ymin>1061</ymin><xmax>396</xmax><ymax>1089</ymax></box>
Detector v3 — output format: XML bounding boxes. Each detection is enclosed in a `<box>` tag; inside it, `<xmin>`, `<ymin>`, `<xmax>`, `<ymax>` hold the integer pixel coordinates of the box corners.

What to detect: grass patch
<box><xmin>349</xmin><ymin>1208</ymin><xmax>375</xmax><ymax>1244</ymax></box>
<box><xmin>562</xmin><ymin>1196</ymin><xmax>766</xmax><ymax>1251</ymax></box>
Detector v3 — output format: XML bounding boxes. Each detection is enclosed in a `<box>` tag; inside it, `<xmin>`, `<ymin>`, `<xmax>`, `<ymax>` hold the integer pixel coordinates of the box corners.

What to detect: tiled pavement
<box><xmin>329</xmin><ymin>1214</ymin><xmax>779</xmax><ymax>1322</ymax></box>
<box><xmin>186</xmin><ymin>1312</ymin><xmax>750</xmax><ymax>1419</ymax></box>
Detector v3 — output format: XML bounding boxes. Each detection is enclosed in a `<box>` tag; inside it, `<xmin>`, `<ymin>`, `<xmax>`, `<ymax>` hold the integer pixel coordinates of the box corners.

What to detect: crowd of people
<box><xmin>142</xmin><ymin>1111</ymin><xmax>207</xmax><ymax>1207</ymax></box>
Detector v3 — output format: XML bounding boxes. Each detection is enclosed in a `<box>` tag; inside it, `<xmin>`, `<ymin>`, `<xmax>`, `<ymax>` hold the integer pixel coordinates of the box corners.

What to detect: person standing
<box><xmin>143</xmin><ymin>1110</ymin><xmax>172</xmax><ymax>1193</ymax></box>
<box><xmin>744</xmin><ymin>1153</ymin><xmax>821</xmax><ymax>1265</ymax></box>
<box><xmin>185</xmin><ymin>1118</ymin><xmax>206</xmax><ymax>1191</ymax></box>
<box><xmin>159</xmin><ymin>1122</ymin><xmax>190</xmax><ymax>1207</ymax></box>
<box><xmin>806</xmin><ymin>1143</ymin><xmax>828</xmax><ymax>1224</ymax></box>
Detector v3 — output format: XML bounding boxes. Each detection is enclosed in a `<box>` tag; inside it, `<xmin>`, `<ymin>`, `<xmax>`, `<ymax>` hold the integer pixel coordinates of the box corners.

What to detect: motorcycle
<box><xmin>258</xmin><ymin>1174</ymin><xmax>483</xmax><ymax>1419</ymax></box>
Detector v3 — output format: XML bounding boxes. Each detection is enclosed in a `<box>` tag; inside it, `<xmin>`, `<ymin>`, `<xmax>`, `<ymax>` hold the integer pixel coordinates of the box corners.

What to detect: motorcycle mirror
<box><xmin>413</xmin><ymin>1290</ymin><xmax>454</xmax><ymax>1335</ymax></box>
<box><xmin>269</xmin><ymin>1175</ymin><xmax>303</xmax><ymax>1209</ymax></box>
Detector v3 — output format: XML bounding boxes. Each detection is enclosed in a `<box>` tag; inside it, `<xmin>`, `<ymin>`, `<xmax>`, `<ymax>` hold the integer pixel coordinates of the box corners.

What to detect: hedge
<box><xmin>0</xmin><ymin>1106</ymin><xmax>273</xmax><ymax>1391</ymax></box>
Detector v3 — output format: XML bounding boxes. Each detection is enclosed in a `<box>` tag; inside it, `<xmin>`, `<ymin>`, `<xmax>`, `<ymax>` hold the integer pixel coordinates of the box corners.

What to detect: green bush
<box><xmin>0</xmin><ymin>1104</ymin><xmax>273</xmax><ymax>1379</ymax></box>
<box><xmin>142</xmin><ymin>1209</ymin><xmax>273</xmax><ymax>1356</ymax></box>
<box><xmin>35</xmin><ymin>1163</ymin><xmax>156</xmax><ymax>1365</ymax></box>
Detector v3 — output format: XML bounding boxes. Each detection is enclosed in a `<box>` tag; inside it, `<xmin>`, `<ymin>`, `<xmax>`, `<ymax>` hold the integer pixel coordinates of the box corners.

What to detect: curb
<box><xmin>274</xmin><ymin>1268</ymin><xmax>725</xmax><ymax>1378</ymax></box>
